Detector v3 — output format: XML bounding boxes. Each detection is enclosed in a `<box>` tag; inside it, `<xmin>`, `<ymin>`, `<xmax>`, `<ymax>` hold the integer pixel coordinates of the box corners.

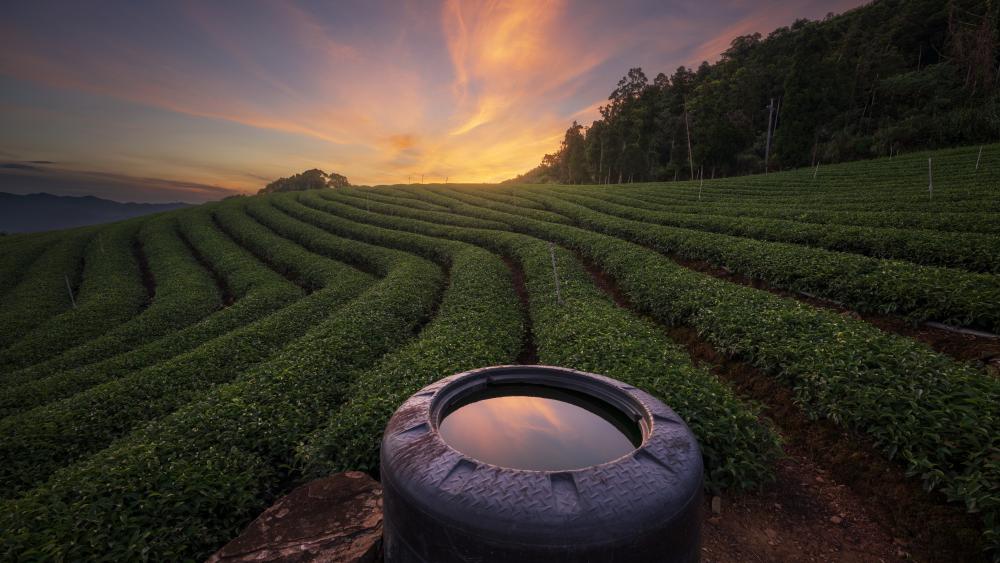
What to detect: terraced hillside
<box><xmin>1</xmin><ymin>144</ymin><xmax>998</xmax><ymax>561</ymax></box>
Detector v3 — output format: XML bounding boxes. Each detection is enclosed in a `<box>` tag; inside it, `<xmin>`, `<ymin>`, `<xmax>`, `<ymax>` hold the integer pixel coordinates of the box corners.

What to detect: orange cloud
<box><xmin>1</xmin><ymin>1</ymin><xmax>869</xmax><ymax>191</ymax></box>
<box><xmin>385</xmin><ymin>134</ymin><xmax>419</xmax><ymax>151</ymax></box>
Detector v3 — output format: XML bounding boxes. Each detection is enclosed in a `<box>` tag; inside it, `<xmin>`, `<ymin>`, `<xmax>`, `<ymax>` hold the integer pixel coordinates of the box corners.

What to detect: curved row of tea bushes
<box><xmin>642</xmin><ymin>193</ymin><xmax>998</xmax><ymax>213</ymax></box>
<box><xmin>0</xmin><ymin>219</ymin><xmax>149</xmax><ymax>372</ymax></box>
<box><xmin>0</xmin><ymin>231</ymin><xmax>65</xmax><ymax>297</ymax></box>
<box><xmin>609</xmin><ymin>146</ymin><xmax>999</xmax><ymax>211</ymax></box>
<box><xmin>409</xmin><ymin>187</ymin><xmax>1000</xmax><ymax>552</ymax></box>
<box><xmin>298</xmin><ymin>240</ymin><xmax>523</xmax><ymax>479</ymax></box>
<box><xmin>453</xmin><ymin>186</ymin><xmax>549</xmax><ymax>210</ymax></box>
<box><xmin>375</xmin><ymin>186</ymin><xmax>454</xmax><ymax>210</ymax></box>
<box><xmin>337</xmin><ymin>187</ymin><xmax>510</xmax><ymax>229</ymax></box>
<box><xmin>0</xmin><ymin>202</ymin><xmax>375</xmax><ymax>498</ymax></box>
<box><xmin>618</xmin><ymin>195</ymin><xmax>1000</xmax><ymax>235</ymax></box>
<box><xmin>214</xmin><ymin>201</ymin><xmax>332</xmax><ymax>291</ymax></box>
<box><xmin>1</xmin><ymin>215</ymin><xmax>222</xmax><ymax>388</ymax></box>
<box><xmin>436</xmin><ymin>186</ymin><xmax>574</xmax><ymax>223</ymax></box>
<box><xmin>628</xmin><ymin>192</ymin><xmax>1000</xmax><ymax>234</ymax></box>
<box><xmin>549</xmin><ymin>188</ymin><xmax>1000</xmax><ymax>273</ymax></box>
<box><xmin>629</xmin><ymin>184</ymin><xmax>1000</xmax><ymax>212</ymax></box>
<box><xmin>300</xmin><ymin>190</ymin><xmax>782</xmax><ymax>492</ymax></box>
<box><xmin>634</xmin><ymin>146</ymin><xmax>998</xmax><ymax>199</ymax></box>
<box><xmin>511</xmin><ymin>190</ymin><xmax>1000</xmax><ymax>333</ymax></box>
<box><xmin>352</xmin><ymin>187</ymin><xmax>451</xmax><ymax>211</ymax></box>
<box><xmin>0</xmin><ymin>228</ymin><xmax>95</xmax><ymax>349</ymax></box>
<box><xmin>0</xmin><ymin>205</ymin><xmax>304</xmax><ymax>417</ymax></box>
<box><xmin>0</xmin><ymin>201</ymin><xmax>444</xmax><ymax>561</ymax></box>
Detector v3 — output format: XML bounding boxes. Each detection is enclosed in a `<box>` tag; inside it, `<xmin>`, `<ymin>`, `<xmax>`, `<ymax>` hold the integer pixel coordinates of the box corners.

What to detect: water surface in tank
<box><xmin>438</xmin><ymin>384</ymin><xmax>641</xmax><ymax>471</ymax></box>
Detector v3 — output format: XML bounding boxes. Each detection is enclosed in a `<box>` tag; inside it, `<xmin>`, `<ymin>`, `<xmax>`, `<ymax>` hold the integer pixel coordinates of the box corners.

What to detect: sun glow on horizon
<box><xmin>0</xmin><ymin>0</ymin><xmax>865</xmax><ymax>201</ymax></box>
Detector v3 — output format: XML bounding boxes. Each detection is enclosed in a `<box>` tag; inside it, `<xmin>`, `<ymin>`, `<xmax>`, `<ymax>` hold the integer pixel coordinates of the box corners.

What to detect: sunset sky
<box><xmin>1</xmin><ymin>0</ymin><xmax>865</xmax><ymax>202</ymax></box>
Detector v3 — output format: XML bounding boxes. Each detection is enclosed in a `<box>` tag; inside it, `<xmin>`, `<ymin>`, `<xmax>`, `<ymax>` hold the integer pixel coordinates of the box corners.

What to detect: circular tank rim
<box><xmin>380</xmin><ymin>365</ymin><xmax>704</xmax><ymax>548</ymax></box>
<box><xmin>430</xmin><ymin>365</ymin><xmax>650</xmax><ymax>471</ymax></box>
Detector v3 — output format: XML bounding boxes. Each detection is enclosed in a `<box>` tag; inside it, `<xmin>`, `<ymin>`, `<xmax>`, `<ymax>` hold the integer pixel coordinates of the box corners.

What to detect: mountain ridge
<box><xmin>0</xmin><ymin>192</ymin><xmax>191</xmax><ymax>234</ymax></box>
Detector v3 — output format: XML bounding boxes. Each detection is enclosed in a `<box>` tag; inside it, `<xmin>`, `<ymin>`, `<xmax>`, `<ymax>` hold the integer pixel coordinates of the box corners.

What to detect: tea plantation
<box><xmin>1</xmin><ymin>144</ymin><xmax>998</xmax><ymax>560</ymax></box>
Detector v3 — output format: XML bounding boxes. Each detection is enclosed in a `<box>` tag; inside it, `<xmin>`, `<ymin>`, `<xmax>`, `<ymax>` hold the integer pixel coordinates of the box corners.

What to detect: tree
<box><xmin>560</xmin><ymin>122</ymin><xmax>590</xmax><ymax>184</ymax></box>
<box><xmin>508</xmin><ymin>0</ymin><xmax>999</xmax><ymax>183</ymax></box>
<box><xmin>775</xmin><ymin>24</ymin><xmax>848</xmax><ymax>167</ymax></box>
<box><xmin>258</xmin><ymin>169</ymin><xmax>349</xmax><ymax>195</ymax></box>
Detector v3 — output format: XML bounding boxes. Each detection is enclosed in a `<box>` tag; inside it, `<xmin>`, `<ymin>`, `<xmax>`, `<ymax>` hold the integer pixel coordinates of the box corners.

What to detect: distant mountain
<box><xmin>0</xmin><ymin>192</ymin><xmax>191</xmax><ymax>233</ymax></box>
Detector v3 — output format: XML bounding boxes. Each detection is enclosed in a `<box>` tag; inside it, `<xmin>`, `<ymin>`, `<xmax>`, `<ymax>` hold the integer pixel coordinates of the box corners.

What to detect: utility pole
<box><xmin>928</xmin><ymin>158</ymin><xmax>933</xmax><ymax>200</ymax></box>
<box><xmin>685</xmin><ymin>108</ymin><xmax>695</xmax><ymax>181</ymax></box>
<box><xmin>65</xmin><ymin>275</ymin><xmax>76</xmax><ymax>308</ymax></box>
<box><xmin>764</xmin><ymin>98</ymin><xmax>775</xmax><ymax>174</ymax></box>
<box><xmin>548</xmin><ymin>242</ymin><xmax>563</xmax><ymax>305</ymax></box>
<box><xmin>699</xmin><ymin>166</ymin><xmax>704</xmax><ymax>201</ymax></box>
<box><xmin>620</xmin><ymin>139</ymin><xmax>626</xmax><ymax>184</ymax></box>
<box><xmin>598</xmin><ymin>138</ymin><xmax>605</xmax><ymax>182</ymax></box>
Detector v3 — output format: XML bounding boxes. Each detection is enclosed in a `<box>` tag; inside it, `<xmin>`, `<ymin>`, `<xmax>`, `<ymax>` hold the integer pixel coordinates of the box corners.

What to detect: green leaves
<box><xmin>2</xmin><ymin>144</ymin><xmax>998</xmax><ymax>560</ymax></box>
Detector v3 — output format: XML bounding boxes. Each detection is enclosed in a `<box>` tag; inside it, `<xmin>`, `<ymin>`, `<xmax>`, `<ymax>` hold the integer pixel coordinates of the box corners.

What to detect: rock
<box><xmin>830</xmin><ymin>515</ymin><xmax>843</xmax><ymax>525</ymax></box>
<box><xmin>208</xmin><ymin>471</ymin><xmax>382</xmax><ymax>563</ymax></box>
<box><xmin>711</xmin><ymin>496</ymin><xmax>722</xmax><ymax>514</ymax></box>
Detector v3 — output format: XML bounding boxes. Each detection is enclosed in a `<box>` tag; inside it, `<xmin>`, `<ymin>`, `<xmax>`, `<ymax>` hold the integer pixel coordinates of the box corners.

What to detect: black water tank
<box><xmin>380</xmin><ymin>365</ymin><xmax>703</xmax><ymax>563</ymax></box>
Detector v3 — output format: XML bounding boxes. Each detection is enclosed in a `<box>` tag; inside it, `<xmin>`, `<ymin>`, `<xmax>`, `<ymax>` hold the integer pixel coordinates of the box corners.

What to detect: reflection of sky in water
<box><xmin>439</xmin><ymin>395</ymin><xmax>636</xmax><ymax>470</ymax></box>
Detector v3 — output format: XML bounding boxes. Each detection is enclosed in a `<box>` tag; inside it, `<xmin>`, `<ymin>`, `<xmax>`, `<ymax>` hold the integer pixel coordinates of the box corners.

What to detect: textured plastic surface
<box><xmin>381</xmin><ymin>365</ymin><xmax>703</xmax><ymax>563</ymax></box>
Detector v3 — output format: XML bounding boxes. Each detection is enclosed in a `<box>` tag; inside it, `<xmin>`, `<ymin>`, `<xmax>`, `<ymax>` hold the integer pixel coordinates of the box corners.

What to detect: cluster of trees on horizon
<box><xmin>258</xmin><ymin>169</ymin><xmax>350</xmax><ymax>195</ymax></box>
<box><xmin>508</xmin><ymin>0</ymin><xmax>999</xmax><ymax>185</ymax></box>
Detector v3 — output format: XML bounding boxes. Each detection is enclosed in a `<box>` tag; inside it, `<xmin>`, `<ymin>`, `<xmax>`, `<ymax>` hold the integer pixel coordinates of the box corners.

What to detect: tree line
<box><xmin>258</xmin><ymin>169</ymin><xmax>349</xmax><ymax>194</ymax></box>
<box><xmin>508</xmin><ymin>0</ymin><xmax>999</xmax><ymax>184</ymax></box>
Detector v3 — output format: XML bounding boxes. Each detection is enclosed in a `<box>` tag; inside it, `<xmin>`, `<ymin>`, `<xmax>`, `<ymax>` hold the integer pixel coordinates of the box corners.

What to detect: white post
<box><xmin>764</xmin><ymin>98</ymin><xmax>774</xmax><ymax>175</ymax></box>
<box><xmin>699</xmin><ymin>167</ymin><xmax>704</xmax><ymax>201</ymax></box>
<box><xmin>813</xmin><ymin>163</ymin><xmax>819</xmax><ymax>180</ymax></box>
<box><xmin>548</xmin><ymin>242</ymin><xmax>563</xmax><ymax>305</ymax></box>
<box><xmin>927</xmin><ymin>158</ymin><xmax>933</xmax><ymax>200</ymax></box>
<box><xmin>685</xmin><ymin>108</ymin><xmax>695</xmax><ymax>181</ymax></box>
<box><xmin>976</xmin><ymin>146</ymin><xmax>983</xmax><ymax>172</ymax></box>
<box><xmin>65</xmin><ymin>275</ymin><xmax>76</xmax><ymax>308</ymax></box>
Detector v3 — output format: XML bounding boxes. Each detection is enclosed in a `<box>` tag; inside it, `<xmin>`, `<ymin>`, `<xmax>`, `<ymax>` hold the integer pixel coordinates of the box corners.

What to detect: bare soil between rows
<box><xmin>502</xmin><ymin>256</ymin><xmax>539</xmax><ymax>365</ymax></box>
<box><xmin>668</xmin><ymin>253</ymin><xmax>1000</xmax><ymax>373</ymax></box>
<box><xmin>579</xmin><ymin>256</ymin><xmax>986</xmax><ymax>562</ymax></box>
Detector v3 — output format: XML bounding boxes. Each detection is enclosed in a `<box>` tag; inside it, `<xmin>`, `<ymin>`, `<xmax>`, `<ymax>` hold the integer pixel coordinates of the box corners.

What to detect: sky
<box><xmin>0</xmin><ymin>0</ymin><xmax>866</xmax><ymax>203</ymax></box>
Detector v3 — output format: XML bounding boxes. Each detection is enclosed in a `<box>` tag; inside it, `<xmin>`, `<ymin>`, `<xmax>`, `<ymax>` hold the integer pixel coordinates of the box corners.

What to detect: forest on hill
<box><xmin>509</xmin><ymin>0</ymin><xmax>1000</xmax><ymax>184</ymax></box>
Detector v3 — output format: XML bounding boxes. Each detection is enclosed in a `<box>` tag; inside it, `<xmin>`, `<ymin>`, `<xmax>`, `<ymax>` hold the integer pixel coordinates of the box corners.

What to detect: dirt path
<box><xmin>701</xmin><ymin>452</ymin><xmax>906</xmax><ymax>563</ymax></box>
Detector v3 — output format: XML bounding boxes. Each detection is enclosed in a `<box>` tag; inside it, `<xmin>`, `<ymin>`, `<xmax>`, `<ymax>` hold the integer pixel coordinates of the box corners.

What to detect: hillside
<box><xmin>0</xmin><ymin>144</ymin><xmax>998</xmax><ymax>561</ymax></box>
<box><xmin>511</xmin><ymin>0</ymin><xmax>999</xmax><ymax>184</ymax></box>
<box><xmin>0</xmin><ymin>192</ymin><xmax>190</xmax><ymax>234</ymax></box>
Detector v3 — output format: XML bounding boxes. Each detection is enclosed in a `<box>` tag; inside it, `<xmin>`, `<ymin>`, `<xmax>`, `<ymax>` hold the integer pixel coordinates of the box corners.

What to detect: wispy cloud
<box><xmin>0</xmin><ymin>162</ymin><xmax>237</xmax><ymax>203</ymax></box>
<box><xmin>0</xmin><ymin>0</ymin><xmax>867</xmax><ymax>198</ymax></box>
